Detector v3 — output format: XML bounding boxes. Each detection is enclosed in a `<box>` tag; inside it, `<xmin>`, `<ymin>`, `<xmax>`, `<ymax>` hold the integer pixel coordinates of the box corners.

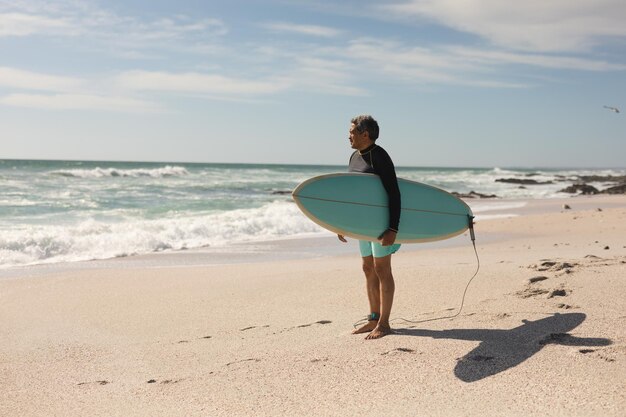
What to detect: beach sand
<box><xmin>1</xmin><ymin>195</ymin><xmax>625</xmax><ymax>416</ymax></box>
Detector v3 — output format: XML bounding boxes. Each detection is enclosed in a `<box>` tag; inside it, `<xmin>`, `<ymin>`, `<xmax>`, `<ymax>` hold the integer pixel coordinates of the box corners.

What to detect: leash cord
<box><xmin>391</xmin><ymin>239</ymin><xmax>479</xmax><ymax>326</ymax></box>
<box><xmin>352</xmin><ymin>216</ymin><xmax>480</xmax><ymax>329</ymax></box>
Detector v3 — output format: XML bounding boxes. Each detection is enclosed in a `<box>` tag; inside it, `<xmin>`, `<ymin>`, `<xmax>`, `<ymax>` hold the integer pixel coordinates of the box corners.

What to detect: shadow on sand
<box><xmin>395</xmin><ymin>313</ymin><xmax>611</xmax><ymax>382</ymax></box>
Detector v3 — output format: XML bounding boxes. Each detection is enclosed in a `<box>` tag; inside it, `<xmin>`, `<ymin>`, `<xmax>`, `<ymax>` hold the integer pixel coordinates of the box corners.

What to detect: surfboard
<box><xmin>292</xmin><ymin>173</ymin><xmax>474</xmax><ymax>243</ymax></box>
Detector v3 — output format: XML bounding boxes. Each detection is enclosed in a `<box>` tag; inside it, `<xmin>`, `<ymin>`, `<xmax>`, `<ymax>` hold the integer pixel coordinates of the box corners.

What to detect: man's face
<box><xmin>349</xmin><ymin>123</ymin><xmax>370</xmax><ymax>150</ymax></box>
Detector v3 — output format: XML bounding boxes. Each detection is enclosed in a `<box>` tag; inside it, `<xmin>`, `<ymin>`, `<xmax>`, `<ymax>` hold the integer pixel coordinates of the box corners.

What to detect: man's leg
<box><xmin>366</xmin><ymin>254</ymin><xmax>395</xmax><ymax>340</ymax></box>
<box><xmin>351</xmin><ymin>255</ymin><xmax>381</xmax><ymax>334</ymax></box>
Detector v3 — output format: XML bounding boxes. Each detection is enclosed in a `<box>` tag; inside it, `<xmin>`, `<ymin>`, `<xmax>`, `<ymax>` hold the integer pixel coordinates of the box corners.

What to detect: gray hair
<box><xmin>351</xmin><ymin>115</ymin><xmax>379</xmax><ymax>141</ymax></box>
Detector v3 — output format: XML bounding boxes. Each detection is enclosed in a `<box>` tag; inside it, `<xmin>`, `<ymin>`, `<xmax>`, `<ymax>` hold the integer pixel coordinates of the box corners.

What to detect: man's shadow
<box><xmin>395</xmin><ymin>313</ymin><xmax>611</xmax><ymax>382</ymax></box>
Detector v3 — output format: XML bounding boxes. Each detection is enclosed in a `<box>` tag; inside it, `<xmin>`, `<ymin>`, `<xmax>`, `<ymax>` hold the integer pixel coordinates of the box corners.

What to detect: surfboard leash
<box><xmin>353</xmin><ymin>215</ymin><xmax>481</xmax><ymax>329</ymax></box>
<box><xmin>392</xmin><ymin>215</ymin><xmax>479</xmax><ymax>325</ymax></box>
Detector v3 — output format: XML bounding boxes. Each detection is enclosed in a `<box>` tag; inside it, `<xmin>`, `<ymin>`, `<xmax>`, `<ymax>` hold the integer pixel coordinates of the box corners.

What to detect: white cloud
<box><xmin>3</xmin><ymin>0</ymin><xmax>623</xmax><ymax>109</ymax></box>
<box><xmin>383</xmin><ymin>0</ymin><xmax>626</xmax><ymax>52</ymax></box>
<box><xmin>105</xmin><ymin>17</ymin><xmax>227</xmax><ymax>43</ymax></box>
<box><xmin>0</xmin><ymin>93</ymin><xmax>163</xmax><ymax>113</ymax></box>
<box><xmin>243</xmin><ymin>45</ymin><xmax>368</xmax><ymax>96</ymax></box>
<box><xmin>447</xmin><ymin>47</ymin><xmax>626</xmax><ymax>71</ymax></box>
<box><xmin>285</xmin><ymin>56</ymin><xmax>368</xmax><ymax>96</ymax></box>
<box><xmin>340</xmin><ymin>36</ymin><xmax>626</xmax><ymax>89</ymax></box>
<box><xmin>0</xmin><ymin>67</ymin><xmax>163</xmax><ymax>112</ymax></box>
<box><xmin>0</xmin><ymin>12</ymin><xmax>71</xmax><ymax>36</ymax></box>
<box><xmin>0</xmin><ymin>2</ymin><xmax>228</xmax><ymax>49</ymax></box>
<box><xmin>115</xmin><ymin>70</ymin><xmax>290</xmax><ymax>96</ymax></box>
<box><xmin>0</xmin><ymin>67</ymin><xmax>84</xmax><ymax>91</ymax></box>
<box><xmin>346</xmin><ymin>39</ymin><xmax>528</xmax><ymax>88</ymax></box>
<box><xmin>263</xmin><ymin>22</ymin><xmax>342</xmax><ymax>38</ymax></box>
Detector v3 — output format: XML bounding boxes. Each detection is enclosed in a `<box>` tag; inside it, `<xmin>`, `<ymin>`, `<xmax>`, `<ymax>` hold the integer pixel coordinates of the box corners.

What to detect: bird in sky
<box><xmin>603</xmin><ymin>105</ymin><xmax>620</xmax><ymax>113</ymax></box>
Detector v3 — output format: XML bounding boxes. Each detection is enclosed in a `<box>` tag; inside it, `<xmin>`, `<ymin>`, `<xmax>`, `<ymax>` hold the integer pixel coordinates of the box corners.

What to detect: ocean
<box><xmin>1</xmin><ymin>159</ymin><xmax>624</xmax><ymax>269</ymax></box>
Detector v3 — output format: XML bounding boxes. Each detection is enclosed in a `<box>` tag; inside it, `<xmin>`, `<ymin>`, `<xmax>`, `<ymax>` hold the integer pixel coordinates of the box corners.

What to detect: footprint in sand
<box><xmin>77</xmin><ymin>380</ymin><xmax>110</xmax><ymax>386</ymax></box>
<box><xmin>538</xmin><ymin>333</ymin><xmax>574</xmax><ymax>345</ymax></box>
<box><xmin>381</xmin><ymin>347</ymin><xmax>416</xmax><ymax>356</ymax></box>
<box><xmin>225</xmin><ymin>358</ymin><xmax>261</xmax><ymax>368</ymax></box>
<box><xmin>528</xmin><ymin>276</ymin><xmax>549</xmax><ymax>284</ymax></box>
<box><xmin>176</xmin><ymin>335</ymin><xmax>212</xmax><ymax>344</ymax></box>
<box><xmin>530</xmin><ymin>260</ymin><xmax>577</xmax><ymax>273</ymax></box>
<box><xmin>277</xmin><ymin>320</ymin><xmax>333</xmax><ymax>333</ymax></box>
<box><xmin>161</xmin><ymin>379</ymin><xmax>184</xmax><ymax>384</ymax></box>
<box><xmin>548</xmin><ymin>288</ymin><xmax>569</xmax><ymax>298</ymax></box>
<box><xmin>578</xmin><ymin>347</ymin><xmax>619</xmax><ymax>362</ymax></box>
<box><xmin>556</xmin><ymin>303</ymin><xmax>578</xmax><ymax>309</ymax></box>
<box><xmin>514</xmin><ymin>284</ymin><xmax>571</xmax><ymax>299</ymax></box>
<box><xmin>514</xmin><ymin>287</ymin><xmax>549</xmax><ymax>299</ymax></box>
<box><xmin>146</xmin><ymin>378</ymin><xmax>185</xmax><ymax>384</ymax></box>
<box><xmin>239</xmin><ymin>325</ymin><xmax>270</xmax><ymax>331</ymax></box>
<box><xmin>296</xmin><ymin>320</ymin><xmax>332</xmax><ymax>328</ymax></box>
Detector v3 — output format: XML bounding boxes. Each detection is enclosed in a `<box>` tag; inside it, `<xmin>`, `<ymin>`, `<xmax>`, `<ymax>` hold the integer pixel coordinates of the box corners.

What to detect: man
<box><xmin>338</xmin><ymin>115</ymin><xmax>401</xmax><ymax>340</ymax></box>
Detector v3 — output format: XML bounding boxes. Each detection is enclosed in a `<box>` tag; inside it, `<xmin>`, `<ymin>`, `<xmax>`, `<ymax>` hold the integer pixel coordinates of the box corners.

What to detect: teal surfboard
<box><xmin>292</xmin><ymin>173</ymin><xmax>474</xmax><ymax>243</ymax></box>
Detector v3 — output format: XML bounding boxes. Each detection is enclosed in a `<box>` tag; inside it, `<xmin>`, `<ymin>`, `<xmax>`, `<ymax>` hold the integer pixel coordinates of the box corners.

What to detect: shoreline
<box><xmin>2</xmin><ymin>194</ymin><xmax>624</xmax><ymax>279</ymax></box>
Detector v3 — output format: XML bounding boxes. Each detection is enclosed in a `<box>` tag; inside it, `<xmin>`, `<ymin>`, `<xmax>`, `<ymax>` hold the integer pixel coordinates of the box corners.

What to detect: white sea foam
<box><xmin>49</xmin><ymin>165</ymin><xmax>189</xmax><ymax>178</ymax></box>
<box><xmin>3</xmin><ymin>161</ymin><xmax>626</xmax><ymax>269</ymax></box>
<box><xmin>475</xmin><ymin>213</ymin><xmax>519</xmax><ymax>221</ymax></box>
<box><xmin>468</xmin><ymin>202</ymin><xmax>527</xmax><ymax>213</ymax></box>
<box><xmin>0</xmin><ymin>201</ymin><xmax>324</xmax><ymax>268</ymax></box>
<box><xmin>0</xmin><ymin>198</ymin><xmax>39</xmax><ymax>207</ymax></box>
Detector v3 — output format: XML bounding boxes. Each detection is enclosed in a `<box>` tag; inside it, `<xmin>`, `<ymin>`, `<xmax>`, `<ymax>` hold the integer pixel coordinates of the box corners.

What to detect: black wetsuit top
<box><xmin>348</xmin><ymin>144</ymin><xmax>401</xmax><ymax>232</ymax></box>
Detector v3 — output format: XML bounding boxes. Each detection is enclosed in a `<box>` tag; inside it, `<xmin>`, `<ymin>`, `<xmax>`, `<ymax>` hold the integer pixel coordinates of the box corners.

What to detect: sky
<box><xmin>1</xmin><ymin>0</ymin><xmax>625</xmax><ymax>168</ymax></box>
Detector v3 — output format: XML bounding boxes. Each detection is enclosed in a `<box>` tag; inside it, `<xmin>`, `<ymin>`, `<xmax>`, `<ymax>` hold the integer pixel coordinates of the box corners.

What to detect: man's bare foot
<box><xmin>365</xmin><ymin>325</ymin><xmax>392</xmax><ymax>340</ymax></box>
<box><xmin>351</xmin><ymin>321</ymin><xmax>378</xmax><ymax>334</ymax></box>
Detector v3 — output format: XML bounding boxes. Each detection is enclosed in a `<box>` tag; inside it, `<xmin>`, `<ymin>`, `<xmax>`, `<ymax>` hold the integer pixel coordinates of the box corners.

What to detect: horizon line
<box><xmin>1</xmin><ymin>157</ymin><xmax>625</xmax><ymax>171</ymax></box>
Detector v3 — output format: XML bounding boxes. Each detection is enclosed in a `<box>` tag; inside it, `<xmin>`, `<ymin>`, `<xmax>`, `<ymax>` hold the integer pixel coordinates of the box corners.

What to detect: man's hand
<box><xmin>378</xmin><ymin>229</ymin><xmax>397</xmax><ymax>246</ymax></box>
<box><xmin>337</xmin><ymin>234</ymin><xmax>347</xmax><ymax>243</ymax></box>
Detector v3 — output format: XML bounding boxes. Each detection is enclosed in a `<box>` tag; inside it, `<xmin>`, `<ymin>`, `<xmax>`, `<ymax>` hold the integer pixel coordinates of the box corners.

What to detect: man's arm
<box><xmin>373</xmin><ymin>148</ymin><xmax>401</xmax><ymax>245</ymax></box>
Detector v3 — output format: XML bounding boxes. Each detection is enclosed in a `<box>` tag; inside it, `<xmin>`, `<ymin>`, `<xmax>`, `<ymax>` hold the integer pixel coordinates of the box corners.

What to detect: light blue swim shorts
<box><xmin>359</xmin><ymin>240</ymin><xmax>401</xmax><ymax>258</ymax></box>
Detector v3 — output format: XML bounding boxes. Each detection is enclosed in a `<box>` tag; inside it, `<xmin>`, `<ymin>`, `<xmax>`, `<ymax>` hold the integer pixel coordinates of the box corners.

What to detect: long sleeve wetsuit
<box><xmin>348</xmin><ymin>144</ymin><xmax>401</xmax><ymax>232</ymax></box>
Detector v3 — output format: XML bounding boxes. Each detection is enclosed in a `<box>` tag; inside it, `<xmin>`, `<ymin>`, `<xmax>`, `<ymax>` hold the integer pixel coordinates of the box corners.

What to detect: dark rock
<box><xmin>576</xmin><ymin>175</ymin><xmax>626</xmax><ymax>183</ymax></box>
<box><xmin>604</xmin><ymin>246</ymin><xmax>610</xmax><ymax>250</ymax></box>
<box><xmin>600</xmin><ymin>184</ymin><xmax>626</xmax><ymax>194</ymax></box>
<box><xmin>271</xmin><ymin>190</ymin><xmax>292</xmax><ymax>195</ymax></box>
<box><xmin>528</xmin><ymin>276</ymin><xmax>549</xmax><ymax>284</ymax></box>
<box><xmin>452</xmin><ymin>190</ymin><xmax>498</xmax><ymax>199</ymax></box>
<box><xmin>563</xmin><ymin>204</ymin><xmax>571</xmax><ymax>210</ymax></box>
<box><xmin>558</xmin><ymin>183</ymin><xmax>599</xmax><ymax>195</ymax></box>
<box><xmin>496</xmin><ymin>178</ymin><xmax>553</xmax><ymax>185</ymax></box>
